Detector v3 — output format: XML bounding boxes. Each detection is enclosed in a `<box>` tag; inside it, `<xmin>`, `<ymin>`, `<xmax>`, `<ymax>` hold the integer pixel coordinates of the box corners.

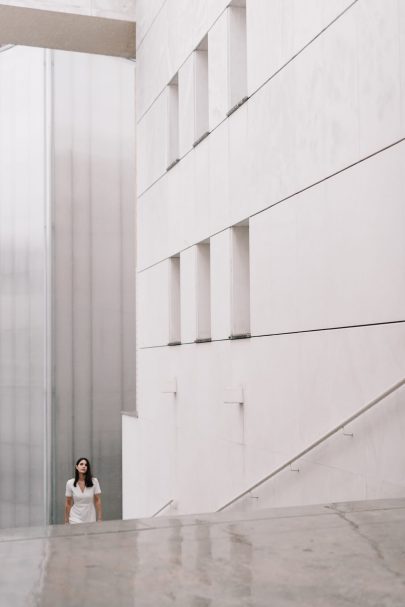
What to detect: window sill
<box><xmin>229</xmin><ymin>333</ymin><xmax>251</xmax><ymax>340</ymax></box>
<box><xmin>226</xmin><ymin>95</ymin><xmax>248</xmax><ymax>117</ymax></box>
<box><xmin>193</xmin><ymin>130</ymin><xmax>209</xmax><ymax>148</ymax></box>
<box><xmin>166</xmin><ymin>158</ymin><xmax>180</xmax><ymax>171</ymax></box>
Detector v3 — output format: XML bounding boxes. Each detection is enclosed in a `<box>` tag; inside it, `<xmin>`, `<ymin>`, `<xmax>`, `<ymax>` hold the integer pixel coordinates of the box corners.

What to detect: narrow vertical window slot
<box><xmin>195</xmin><ymin>242</ymin><xmax>211</xmax><ymax>341</ymax></box>
<box><xmin>230</xmin><ymin>222</ymin><xmax>250</xmax><ymax>338</ymax></box>
<box><xmin>193</xmin><ymin>36</ymin><xmax>209</xmax><ymax>146</ymax></box>
<box><xmin>227</xmin><ymin>0</ymin><xmax>247</xmax><ymax>116</ymax></box>
<box><xmin>167</xmin><ymin>74</ymin><xmax>179</xmax><ymax>169</ymax></box>
<box><xmin>168</xmin><ymin>255</ymin><xmax>181</xmax><ymax>344</ymax></box>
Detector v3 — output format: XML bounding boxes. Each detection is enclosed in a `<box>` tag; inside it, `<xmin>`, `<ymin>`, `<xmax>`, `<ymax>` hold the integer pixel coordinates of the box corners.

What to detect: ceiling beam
<box><xmin>0</xmin><ymin>4</ymin><xmax>136</xmax><ymax>58</ymax></box>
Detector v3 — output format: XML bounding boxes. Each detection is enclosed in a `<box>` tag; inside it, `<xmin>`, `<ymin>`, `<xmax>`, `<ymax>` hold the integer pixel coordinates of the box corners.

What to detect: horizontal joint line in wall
<box><xmin>226</xmin><ymin>96</ymin><xmax>249</xmax><ymax>117</ymax></box>
<box><xmin>139</xmin><ymin>319</ymin><xmax>405</xmax><ymax>350</ymax></box>
<box><xmin>138</xmin><ymin>135</ymin><xmax>405</xmax><ymax>274</ymax></box>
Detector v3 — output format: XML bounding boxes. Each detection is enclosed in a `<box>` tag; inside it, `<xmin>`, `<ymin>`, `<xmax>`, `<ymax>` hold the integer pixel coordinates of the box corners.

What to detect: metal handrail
<box><xmin>217</xmin><ymin>375</ymin><xmax>405</xmax><ymax>512</ymax></box>
<box><xmin>151</xmin><ymin>499</ymin><xmax>174</xmax><ymax>517</ymax></box>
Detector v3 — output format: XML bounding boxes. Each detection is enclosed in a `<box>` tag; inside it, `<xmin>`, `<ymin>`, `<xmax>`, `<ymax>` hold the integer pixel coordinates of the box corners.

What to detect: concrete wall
<box><xmin>0</xmin><ymin>46</ymin><xmax>50</xmax><ymax>528</ymax></box>
<box><xmin>52</xmin><ymin>50</ymin><xmax>136</xmax><ymax>523</ymax></box>
<box><xmin>123</xmin><ymin>0</ymin><xmax>405</xmax><ymax>518</ymax></box>
<box><xmin>0</xmin><ymin>0</ymin><xmax>136</xmax><ymax>21</ymax></box>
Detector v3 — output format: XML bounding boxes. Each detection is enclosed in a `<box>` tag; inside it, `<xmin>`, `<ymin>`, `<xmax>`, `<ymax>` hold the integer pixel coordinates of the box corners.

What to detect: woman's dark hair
<box><xmin>73</xmin><ymin>457</ymin><xmax>94</xmax><ymax>487</ymax></box>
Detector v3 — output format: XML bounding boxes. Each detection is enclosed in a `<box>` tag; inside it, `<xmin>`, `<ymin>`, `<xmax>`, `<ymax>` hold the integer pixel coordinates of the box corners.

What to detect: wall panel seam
<box><xmin>137</xmin><ymin>319</ymin><xmax>405</xmax><ymax>350</ymax></box>
<box><xmin>137</xmin><ymin>135</ymin><xmax>405</xmax><ymax>274</ymax></box>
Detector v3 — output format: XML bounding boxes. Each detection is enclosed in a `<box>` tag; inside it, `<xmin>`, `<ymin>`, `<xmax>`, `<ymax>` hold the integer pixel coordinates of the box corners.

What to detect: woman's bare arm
<box><xmin>94</xmin><ymin>494</ymin><xmax>102</xmax><ymax>522</ymax></box>
<box><xmin>64</xmin><ymin>496</ymin><xmax>73</xmax><ymax>523</ymax></box>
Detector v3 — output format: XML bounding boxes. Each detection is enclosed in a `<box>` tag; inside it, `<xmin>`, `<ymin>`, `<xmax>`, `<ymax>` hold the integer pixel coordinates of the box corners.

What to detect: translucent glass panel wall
<box><xmin>0</xmin><ymin>47</ymin><xmax>50</xmax><ymax>529</ymax></box>
<box><xmin>0</xmin><ymin>46</ymin><xmax>136</xmax><ymax>528</ymax></box>
<box><xmin>51</xmin><ymin>51</ymin><xmax>136</xmax><ymax>523</ymax></box>
<box><xmin>0</xmin><ymin>39</ymin><xmax>136</xmax><ymax>531</ymax></box>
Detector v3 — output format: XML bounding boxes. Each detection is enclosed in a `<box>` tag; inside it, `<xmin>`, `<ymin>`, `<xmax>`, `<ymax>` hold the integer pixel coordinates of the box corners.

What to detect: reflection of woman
<box><xmin>64</xmin><ymin>457</ymin><xmax>102</xmax><ymax>524</ymax></box>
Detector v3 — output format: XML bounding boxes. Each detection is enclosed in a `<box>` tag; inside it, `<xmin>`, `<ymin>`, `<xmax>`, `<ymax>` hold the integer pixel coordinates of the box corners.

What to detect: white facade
<box><xmin>123</xmin><ymin>0</ymin><xmax>405</xmax><ymax>518</ymax></box>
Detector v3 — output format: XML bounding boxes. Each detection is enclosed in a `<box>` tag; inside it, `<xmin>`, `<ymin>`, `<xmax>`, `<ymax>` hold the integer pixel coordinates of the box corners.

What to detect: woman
<box><xmin>65</xmin><ymin>457</ymin><xmax>102</xmax><ymax>524</ymax></box>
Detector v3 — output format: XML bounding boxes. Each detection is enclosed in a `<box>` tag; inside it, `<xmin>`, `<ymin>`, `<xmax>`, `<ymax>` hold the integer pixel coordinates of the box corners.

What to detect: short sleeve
<box><xmin>65</xmin><ymin>480</ymin><xmax>73</xmax><ymax>497</ymax></box>
<box><xmin>93</xmin><ymin>478</ymin><xmax>101</xmax><ymax>494</ymax></box>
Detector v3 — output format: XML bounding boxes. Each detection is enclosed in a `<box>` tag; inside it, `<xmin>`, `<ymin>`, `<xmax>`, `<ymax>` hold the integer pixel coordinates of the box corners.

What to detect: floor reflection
<box><xmin>0</xmin><ymin>499</ymin><xmax>404</xmax><ymax>606</ymax></box>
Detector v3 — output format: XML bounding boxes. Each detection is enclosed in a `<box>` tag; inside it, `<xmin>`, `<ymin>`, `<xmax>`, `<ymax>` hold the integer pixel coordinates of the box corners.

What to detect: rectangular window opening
<box><xmin>168</xmin><ymin>255</ymin><xmax>181</xmax><ymax>344</ymax></box>
<box><xmin>227</xmin><ymin>1</ymin><xmax>247</xmax><ymax>115</ymax></box>
<box><xmin>193</xmin><ymin>36</ymin><xmax>209</xmax><ymax>146</ymax></box>
<box><xmin>167</xmin><ymin>74</ymin><xmax>179</xmax><ymax>170</ymax></box>
<box><xmin>230</xmin><ymin>222</ymin><xmax>250</xmax><ymax>338</ymax></box>
<box><xmin>195</xmin><ymin>242</ymin><xmax>211</xmax><ymax>341</ymax></box>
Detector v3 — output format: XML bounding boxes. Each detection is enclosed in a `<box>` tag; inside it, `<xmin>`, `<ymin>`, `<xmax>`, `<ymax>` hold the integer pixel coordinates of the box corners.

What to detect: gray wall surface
<box><xmin>0</xmin><ymin>46</ymin><xmax>50</xmax><ymax>528</ymax></box>
<box><xmin>51</xmin><ymin>50</ymin><xmax>136</xmax><ymax>523</ymax></box>
<box><xmin>0</xmin><ymin>45</ymin><xmax>136</xmax><ymax>529</ymax></box>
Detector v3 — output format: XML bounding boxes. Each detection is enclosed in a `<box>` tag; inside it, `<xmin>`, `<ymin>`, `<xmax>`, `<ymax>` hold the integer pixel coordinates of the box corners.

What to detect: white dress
<box><xmin>65</xmin><ymin>478</ymin><xmax>101</xmax><ymax>524</ymax></box>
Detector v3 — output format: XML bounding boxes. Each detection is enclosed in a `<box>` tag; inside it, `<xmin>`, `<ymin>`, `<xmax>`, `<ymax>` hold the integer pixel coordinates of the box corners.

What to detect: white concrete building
<box><xmin>1</xmin><ymin>0</ymin><xmax>405</xmax><ymax>529</ymax></box>
<box><xmin>123</xmin><ymin>0</ymin><xmax>405</xmax><ymax>518</ymax></box>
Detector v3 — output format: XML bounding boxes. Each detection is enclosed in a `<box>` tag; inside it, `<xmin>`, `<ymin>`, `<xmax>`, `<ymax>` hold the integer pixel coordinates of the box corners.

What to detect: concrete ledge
<box><xmin>1</xmin><ymin>498</ymin><xmax>405</xmax><ymax>606</ymax></box>
<box><xmin>0</xmin><ymin>4</ymin><xmax>136</xmax><ymax>58</ymax></box>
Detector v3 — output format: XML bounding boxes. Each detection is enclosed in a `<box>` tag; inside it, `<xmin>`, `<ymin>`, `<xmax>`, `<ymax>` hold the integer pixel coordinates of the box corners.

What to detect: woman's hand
<box><xmin>64</xmin><ymin>496</ymin><xmax>73</xmax><ymax>524</ymax></box>
<box><xmin>94</xmin><ymin>494</ymin><xmax>102</xmax><ymax>522</ymax></box>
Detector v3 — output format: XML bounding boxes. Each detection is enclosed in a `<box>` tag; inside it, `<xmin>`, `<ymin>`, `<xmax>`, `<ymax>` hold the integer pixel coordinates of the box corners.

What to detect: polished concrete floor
<box><xmin>0</xmin><ymin>498</ymin><xmax>404</xmax><ymax>606</ymax></box>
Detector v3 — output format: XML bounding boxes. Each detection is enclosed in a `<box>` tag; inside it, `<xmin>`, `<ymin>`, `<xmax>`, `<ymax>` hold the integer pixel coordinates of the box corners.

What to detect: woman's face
<box><xmin>76</xmin><ymin>460</ymin><xmax>88</xmax><ymax>475</ymax></box>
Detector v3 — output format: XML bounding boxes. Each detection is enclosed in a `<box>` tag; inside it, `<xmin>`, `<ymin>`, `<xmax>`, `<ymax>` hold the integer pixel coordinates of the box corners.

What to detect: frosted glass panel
<box><xmin>52</xmin><ymin>50</ymin><xmax>136</xmax><ymax>524</ymax></box>
<box><xmin>0</xmin><ymin>46</ymin><xmax>48</xmax><ymax>529</ymax></box>
<box><xmin>0</xmin><ymin>46</ymin><xmax>136</xmax><ymax>528</ymax></box>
